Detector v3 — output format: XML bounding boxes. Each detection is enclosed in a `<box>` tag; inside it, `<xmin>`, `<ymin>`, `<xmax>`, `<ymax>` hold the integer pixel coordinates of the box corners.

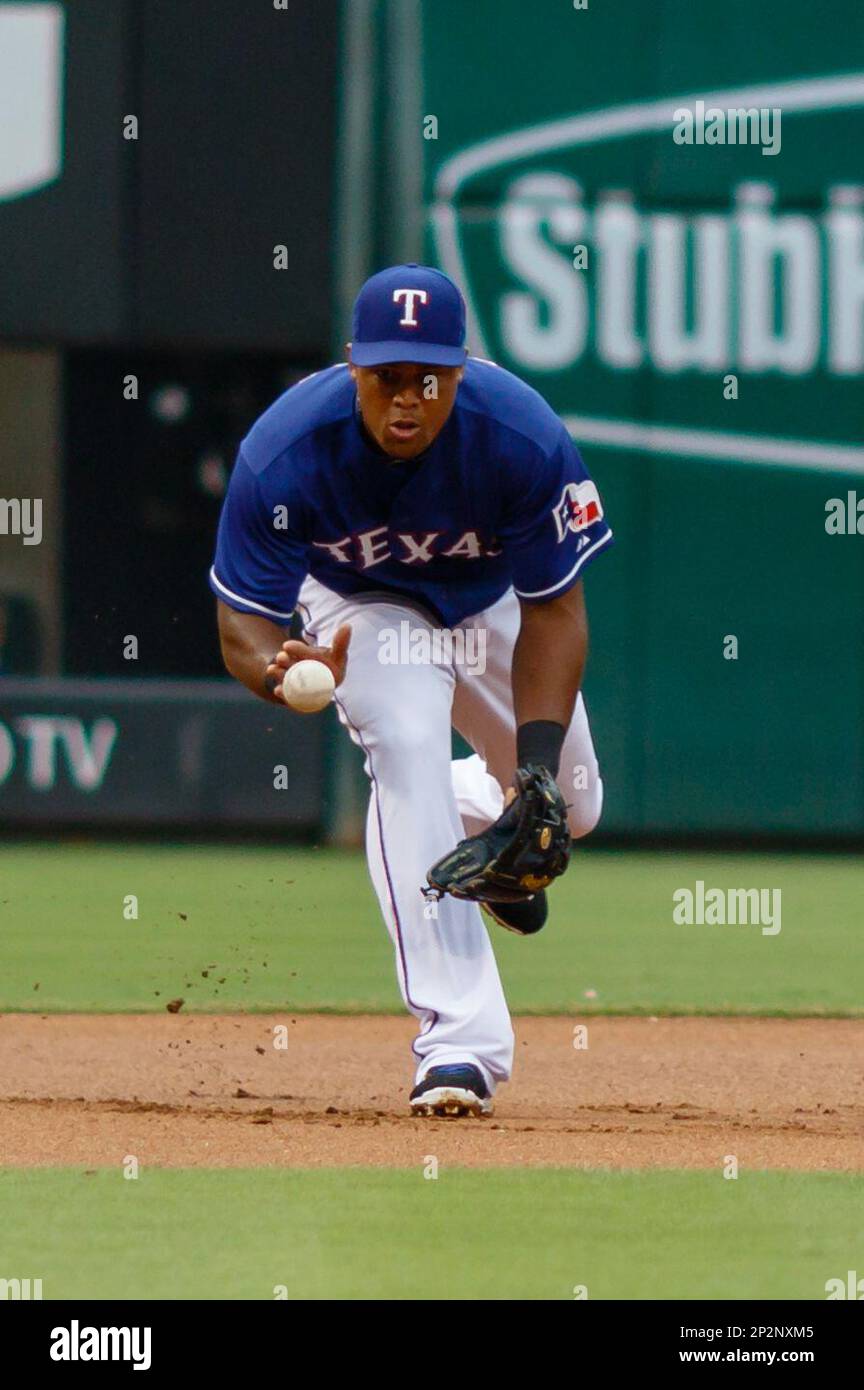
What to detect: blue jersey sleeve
<box><xmin>498</xmin><ymin>428</ymin><xmax>613</xmax><ymax>602</ymax></box>
<box><xmin>209</xmin><ymin>449</ymin><xmax>309</xmax><ymax>622</ymax></box>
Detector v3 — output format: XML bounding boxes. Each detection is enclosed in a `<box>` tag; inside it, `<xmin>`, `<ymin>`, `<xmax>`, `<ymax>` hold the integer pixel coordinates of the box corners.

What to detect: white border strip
<box><xmin>563</xmin><ymin>416</ymin><xmax>864</xmax><ymax>474</ymax></box>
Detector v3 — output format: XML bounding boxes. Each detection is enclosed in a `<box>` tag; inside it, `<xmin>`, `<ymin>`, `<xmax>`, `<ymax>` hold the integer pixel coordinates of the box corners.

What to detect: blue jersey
<box><xmin>210</xmin><ymin>358</ymin><xmax>612</xmax><ymax>627</ymax></box>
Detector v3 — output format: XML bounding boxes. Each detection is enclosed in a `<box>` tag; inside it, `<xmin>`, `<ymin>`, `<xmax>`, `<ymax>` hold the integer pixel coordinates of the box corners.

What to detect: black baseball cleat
<box><xmin>481</xmin><ymin>890</ymin><xmax>548</xmax><ymax>936</ymax></box>
<box><xmin>409</xmin><ymin>1064</ymin><xmax>492</xmax><ymax>1117</ymax></box>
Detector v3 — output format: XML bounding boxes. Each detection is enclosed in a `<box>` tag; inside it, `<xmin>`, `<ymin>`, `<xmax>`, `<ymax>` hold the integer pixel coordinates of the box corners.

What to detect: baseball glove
<box><xmin>425</xmin><ymin>765</ymin><xmax>572</xmax><ymax>904</ymax></box>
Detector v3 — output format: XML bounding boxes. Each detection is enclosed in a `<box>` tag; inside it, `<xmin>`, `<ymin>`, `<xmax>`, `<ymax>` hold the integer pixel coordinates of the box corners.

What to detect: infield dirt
<box><xmin>0</xmin><ymin>1014</ymin><xmax>861</xmax><ymax>1170</ymax></box>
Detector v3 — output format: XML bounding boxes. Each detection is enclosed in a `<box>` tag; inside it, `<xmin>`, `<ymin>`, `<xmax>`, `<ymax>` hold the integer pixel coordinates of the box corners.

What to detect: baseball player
<box><xmin>211</xmin><ymin>264</ymin><xmax>613</xmax><ymax>1118</ymax></box>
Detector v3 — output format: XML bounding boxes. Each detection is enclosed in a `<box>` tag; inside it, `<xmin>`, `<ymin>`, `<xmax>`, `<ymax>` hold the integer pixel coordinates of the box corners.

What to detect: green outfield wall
<box><xmin>333</xmin><ymin>0</ymin><xmax>864</xmax><ymax>837</ymax></box>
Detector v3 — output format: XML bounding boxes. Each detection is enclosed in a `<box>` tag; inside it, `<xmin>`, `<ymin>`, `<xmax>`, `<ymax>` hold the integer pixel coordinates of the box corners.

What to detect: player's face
<box><xmin>349</xmin><ymin>360</ymin><xmax>464</xmax><ymax>459</ymax></box>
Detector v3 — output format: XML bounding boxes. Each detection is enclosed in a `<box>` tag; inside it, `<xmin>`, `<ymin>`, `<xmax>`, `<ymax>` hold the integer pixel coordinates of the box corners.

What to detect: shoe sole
<box><xmin>410</xmin><ymin>1085</ymin><xmax>493</xmax><ymax>1118</ymax></box>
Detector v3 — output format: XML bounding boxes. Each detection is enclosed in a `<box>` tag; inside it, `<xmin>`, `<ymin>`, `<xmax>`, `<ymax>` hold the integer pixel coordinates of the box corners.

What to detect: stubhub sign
<box><xmin>0</xmin><ymin>2</ymin><xmax>64</xmax><ymax>202</ymax></box>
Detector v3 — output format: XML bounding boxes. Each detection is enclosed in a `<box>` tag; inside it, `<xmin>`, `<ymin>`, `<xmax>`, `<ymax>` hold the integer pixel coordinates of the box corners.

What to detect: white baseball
<box><xmin>282</xmin><ymin>659</ymin><xmax>335</xmax><ymax>713</ymax></box>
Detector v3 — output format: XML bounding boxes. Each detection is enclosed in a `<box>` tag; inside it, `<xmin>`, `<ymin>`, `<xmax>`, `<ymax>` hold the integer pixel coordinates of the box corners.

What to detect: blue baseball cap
<box><xmin>350</xmin><ymin>263</ymin><xmax>468</xmax><ymax>367</ymax></box>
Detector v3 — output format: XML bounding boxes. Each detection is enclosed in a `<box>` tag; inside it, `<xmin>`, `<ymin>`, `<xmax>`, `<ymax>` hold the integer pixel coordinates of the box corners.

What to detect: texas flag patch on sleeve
<box><xmin>552</xmin><ymin>480</ymin><xmax>604</xmax><ymax>542</ymax></box>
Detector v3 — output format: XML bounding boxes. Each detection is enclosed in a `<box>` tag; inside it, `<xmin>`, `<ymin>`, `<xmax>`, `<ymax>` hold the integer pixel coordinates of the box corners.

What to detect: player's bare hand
<box><xmin>266</xmin><ymin>622</ymin><xmax>352</xmax><ymax>695</ymax></box>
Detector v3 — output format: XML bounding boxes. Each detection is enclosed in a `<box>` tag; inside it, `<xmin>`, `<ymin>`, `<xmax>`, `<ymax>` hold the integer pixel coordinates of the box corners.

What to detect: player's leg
<box><xmin>450</xmin><ymin>586</ymin><xmax>604</xmax><ymax>840</ymax></box>
<box><xmin>449</xmin><ymin>589</ymin><xmax>602</xmax><ymax>937</ymax></box>
<box><xmin>450</xmin><ymin>749</ymin><xmax>552</xmax><ymax>937</ymax></box>
<box><xmin>450</xmin><ymin>752</ymin><xmax>505</xmax><ymax>835</ymax></box>
<box><xmin>296</xmin><ymin>577</ymin><xmax>515</xmax><ymax>1096</ymax></box>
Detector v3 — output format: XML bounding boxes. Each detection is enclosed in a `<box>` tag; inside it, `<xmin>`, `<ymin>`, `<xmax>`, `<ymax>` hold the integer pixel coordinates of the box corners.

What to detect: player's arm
<box><xmin>509</xmin><ymin>581</ymin><xmax>587</xmax><ymax>779</ymax></box>
<box><xmin>211</xmin><ymin>445</ymin><xmax>351</xmax><ymax>702</ymax></box>
<box><xmin>499</xmin><ymin>423</ymin><xmax>611</xmax><ymax>782</ymax></box>
<box><xmin>217</xmin><ymin>602</ymin><xmax>292</xmax><ymax>705</ymax></box>
<box><xmin>514</xmin><ymin>579</ymin><xmax>588</xmax><ymax>729</ymax></box>
<box><xmin>217</xmin><ymin>600</ymin><xmax>350</xmax><ymax>705</ymax></box>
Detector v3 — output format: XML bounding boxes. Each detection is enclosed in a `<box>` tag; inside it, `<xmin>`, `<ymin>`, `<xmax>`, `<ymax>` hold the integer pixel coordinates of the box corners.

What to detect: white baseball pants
<box><xmin>296</xmin><ymin>575</ymin><xmax>603</xmax><ymax>1093</ymax></box>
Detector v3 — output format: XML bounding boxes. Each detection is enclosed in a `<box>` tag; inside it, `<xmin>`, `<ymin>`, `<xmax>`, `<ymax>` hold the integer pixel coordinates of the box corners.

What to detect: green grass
<box><xmin>0</xmin><ymin>1166</ymin><xmax>860</xmax><ymax>1300</ymax></box>
<box><xmin>0</xmin><ymin>842</ymin><xmax>860</xmax><ymax>1014</ymax></box>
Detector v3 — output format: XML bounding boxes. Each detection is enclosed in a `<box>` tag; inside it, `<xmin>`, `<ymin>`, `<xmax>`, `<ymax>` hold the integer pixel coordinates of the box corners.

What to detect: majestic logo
<box><xmin>430</xmin><ymin>73</ymin><xmax>864</xmax><ymax>475</ymax></box>
<box><xmin>552</xmin><ymin>482</ymin><xmax>602</xmax><ymax>542</ymax></box>
<box><xmin>0</xmin><ymin>3</ymin><xmax>65</xmax><ymax>202</ymax></box>
<box><xmin>393</xmin><ymin>288</ymin><xmax>429</xmax><ymax>327</ymax></box>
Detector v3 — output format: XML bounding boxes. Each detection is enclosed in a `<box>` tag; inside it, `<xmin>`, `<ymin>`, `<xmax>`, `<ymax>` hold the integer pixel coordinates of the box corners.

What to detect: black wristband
<box><xmin>264</xmin><ymin>657</ymin><xmax>282</xmax><ymax>696</ymax></box>
<box><xmin>516</xmin><ymin>720</ymin><xmax>566</xmax><ymax>777</ymax></box>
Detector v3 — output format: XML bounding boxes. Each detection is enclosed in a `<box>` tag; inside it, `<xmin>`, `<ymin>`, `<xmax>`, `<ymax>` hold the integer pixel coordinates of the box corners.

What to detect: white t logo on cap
<box><xmin>393</xmin><ymin>288</ymin><xmax>428</xmax><ymax>327</ymax></box>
